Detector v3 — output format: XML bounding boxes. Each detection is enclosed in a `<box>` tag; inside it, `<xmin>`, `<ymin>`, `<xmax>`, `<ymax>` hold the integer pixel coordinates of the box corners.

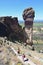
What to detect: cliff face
<box><xmin>0</xmin><ymin>16</ymin><xmax>24</xmax><ymax>42</ymax></box>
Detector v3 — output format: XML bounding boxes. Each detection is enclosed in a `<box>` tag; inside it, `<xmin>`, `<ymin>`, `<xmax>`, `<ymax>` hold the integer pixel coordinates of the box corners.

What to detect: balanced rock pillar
<box><xmin>23</xmin><ymin>7</ymin><xmax>35</xmax><ymax>46</ymax></box>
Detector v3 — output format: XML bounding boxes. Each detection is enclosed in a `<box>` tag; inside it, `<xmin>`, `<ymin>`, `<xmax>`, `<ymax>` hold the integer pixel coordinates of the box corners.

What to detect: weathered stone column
<box><xmin>23</xmin><ymin>7</ymin><xmax>35</xmax><ymax>46</ymax></box>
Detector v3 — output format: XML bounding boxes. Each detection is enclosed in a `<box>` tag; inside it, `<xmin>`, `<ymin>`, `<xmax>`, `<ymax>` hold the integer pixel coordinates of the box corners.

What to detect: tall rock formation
<box><xmin>23</xmin><ymin>7</ymin><xmax>35</xmax><ymax>46</ymax></box>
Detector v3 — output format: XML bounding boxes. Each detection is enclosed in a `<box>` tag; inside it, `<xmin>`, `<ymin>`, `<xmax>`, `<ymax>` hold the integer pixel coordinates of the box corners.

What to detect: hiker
<box><xmin>17</xmin><ymin>47</ymin><xmax>20</xmax><ymax>54</ymax></box>
<box><xmin>22</xmin><ymin>54</ymin><xmax>28</xmax><ymax>62</ymax></box>
<box><xmin>32</xmin><ymin>45</ymin><xmax>35</xmax><ymax>51</ymax></box>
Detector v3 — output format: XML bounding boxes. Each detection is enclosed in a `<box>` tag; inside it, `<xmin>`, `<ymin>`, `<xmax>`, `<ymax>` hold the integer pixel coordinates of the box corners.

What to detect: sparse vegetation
<box><xmin>0</xmin><ymin>22</ymin><xmax>43</xmax><ymax>65</ymax></box>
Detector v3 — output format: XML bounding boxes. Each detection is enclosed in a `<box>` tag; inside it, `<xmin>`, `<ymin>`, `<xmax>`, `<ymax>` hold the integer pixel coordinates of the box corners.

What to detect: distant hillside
<box><xmin>19</xmin><ymin>20</ymin><xmax>43</xmax><ymax>27</ymax></box>
<box><xmin>19</xmin><ymin>20</ymin><xmax>43</xmax><ymax>23</ymax></box>
<box><xmin>34</xmin><ymin>20</ymin><xmax>43</xmax><ymax>22</ymax></box>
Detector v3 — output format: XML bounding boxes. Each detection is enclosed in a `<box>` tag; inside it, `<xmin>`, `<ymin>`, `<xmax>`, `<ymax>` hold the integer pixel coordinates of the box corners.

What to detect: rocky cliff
<box><xmin>0</xmin><ymin>16</ymin><xmax>24</xmax><ymax>42</ymax></box>
<box><xmin>0</xmin><ymin>7</ymin><xmax>35</xmax><ymax>46</ymax></box>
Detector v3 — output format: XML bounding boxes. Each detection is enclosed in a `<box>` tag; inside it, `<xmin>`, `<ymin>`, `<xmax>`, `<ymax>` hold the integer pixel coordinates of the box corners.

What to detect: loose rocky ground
<box><xmin>0</xmin><ymin>37</ymin><xmax>43</xmax><ymax>65</ymax></box>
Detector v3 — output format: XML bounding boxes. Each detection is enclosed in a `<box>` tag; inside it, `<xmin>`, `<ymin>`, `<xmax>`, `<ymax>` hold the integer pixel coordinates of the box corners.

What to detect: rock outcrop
<box><xmin>0</xmin><ymin>7</ymin><xmax>35</xmax><ymax>46</ymax></box>
<box><xmin>23</xmin><ymin>7</ymin><xmax>35</xmax><ymax>46</ymax></box>
<box><xmin>0</xmin><ymin>16</ymin><xmax>24</xmax><ymax>42</ymax></box>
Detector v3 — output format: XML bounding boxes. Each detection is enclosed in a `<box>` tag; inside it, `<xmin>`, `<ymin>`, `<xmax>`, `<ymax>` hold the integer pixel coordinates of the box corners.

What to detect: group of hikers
<box><xmin>17</xmin><ymin>47</ymin><xmax>28</xmax><ymax>62</ymax></box>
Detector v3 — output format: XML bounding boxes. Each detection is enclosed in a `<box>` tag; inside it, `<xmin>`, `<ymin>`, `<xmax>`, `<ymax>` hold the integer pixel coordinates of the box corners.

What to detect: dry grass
<box><xmin>0</xmin><ymin>37</ymin><xmax>43</xmax><ymax>65</ymax></box>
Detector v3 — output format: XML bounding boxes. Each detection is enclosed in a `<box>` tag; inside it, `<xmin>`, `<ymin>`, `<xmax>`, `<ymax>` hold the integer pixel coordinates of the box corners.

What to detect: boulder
<box><xmin>23</xmin><ymin>7</ymin><xmax>35</xmax><ymax>25</ymax></box>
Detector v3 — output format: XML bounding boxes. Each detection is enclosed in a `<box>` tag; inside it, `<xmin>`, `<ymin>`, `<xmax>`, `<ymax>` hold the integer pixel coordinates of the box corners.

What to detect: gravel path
<box><xmin>11</xmin><ymin>46</ymin><xmax>36</xmax><ymax>65</ymax></box>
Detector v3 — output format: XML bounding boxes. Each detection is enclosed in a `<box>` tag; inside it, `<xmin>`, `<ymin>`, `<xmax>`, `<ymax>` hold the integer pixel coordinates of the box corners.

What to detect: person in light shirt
<box><xmin>22</xmin><ymin>54</ymin><xmax>28</xmax><ymax>62</ymax></box>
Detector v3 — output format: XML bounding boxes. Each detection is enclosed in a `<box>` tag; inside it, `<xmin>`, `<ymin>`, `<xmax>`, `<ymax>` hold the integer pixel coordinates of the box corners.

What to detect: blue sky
<box><xmin>0</xmin><ymin>0</ymin><xmax>43</xmax><ymax>20</ymax></box>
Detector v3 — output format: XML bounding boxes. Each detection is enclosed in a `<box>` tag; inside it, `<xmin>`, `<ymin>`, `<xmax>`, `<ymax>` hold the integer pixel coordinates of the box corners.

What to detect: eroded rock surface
<box><xmin>0</xmin><ymin>16</ymin><xmax>24</xmax><ymax>42</ymax></box>
<box><xmin>23</xmin><ymin>7</ymin><xmax>35</xmax><ymax>45</ymax></box>
<box><xmin>0</xmin><ymin>7</ymin><xmax>35</xmax><ymax>46</ymax></box>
